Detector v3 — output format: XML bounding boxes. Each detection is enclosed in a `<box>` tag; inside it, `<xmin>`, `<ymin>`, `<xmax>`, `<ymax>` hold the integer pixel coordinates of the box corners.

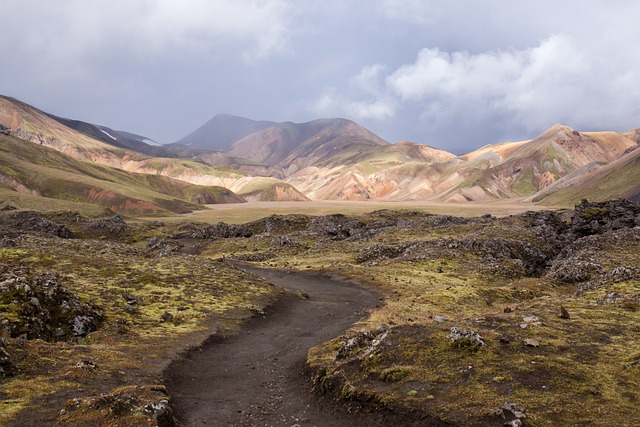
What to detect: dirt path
<box><xmin>164</xmin><ymin>264</ymin><xmax>386</xmax><ymax>426</ymax></box>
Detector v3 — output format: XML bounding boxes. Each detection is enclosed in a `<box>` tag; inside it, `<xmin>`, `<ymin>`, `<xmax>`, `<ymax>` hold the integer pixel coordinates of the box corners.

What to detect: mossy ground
<box><xmin>185</xmin><ymin>208</ymin><xmax>640</xmax><ymax>425</ymax></box>
<box><xmin>3</xmin><ymin>204</ymin><xmax>639</xmax><ymax>425</ymax></box>
<box><xmin>0</xmin><ymin>213</ymin><xmax>280</xmax><ymax>425</ymax></box>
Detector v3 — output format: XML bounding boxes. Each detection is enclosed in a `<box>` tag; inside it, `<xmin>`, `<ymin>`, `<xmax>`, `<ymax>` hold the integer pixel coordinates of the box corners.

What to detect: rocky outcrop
<box><xmin>58</xmin><ymin>385</ymin><xmax>179</xmax><ymax>427</ymax></box>
<box><xmin>570</xmin><ymin>199</ymin><xmax>639</xmax><ymax>237</ymax></box>
<box><xmin>0</xmin><ymin>210</ymin><xmax>73</xmax><ymax>238</ymax></box>
<box><xmin>311</xmin><ymin>214</ymin><xmax>366</xmax><ymax>241</ymax></box>
<box><xmin>0</xmin><ymin>269</ymin><xmax>103</xmax><ymax>341</ymax></box>
<box><xmin>146</xmin><ymin>237</ymin><xmax>183</xmax><ymax>257</ymax></box>
<box><xmin>174</xmin><ymin>222</ymin><xmax>252</xmax><ymax>239</ymax></box>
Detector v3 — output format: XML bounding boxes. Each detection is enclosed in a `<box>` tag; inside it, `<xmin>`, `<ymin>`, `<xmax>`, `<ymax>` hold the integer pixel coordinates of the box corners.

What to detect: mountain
<box><xmin>533</xmin><ymin>144</ymin><xmax>640</xmax><ymax>204</ymax></box>
<box><xmin>47</xmin><ymin>114</ymin><xmax>172</xmax><ymax>157</ymax></box>
<box><xmin>2</xmin><ymin>93</ymin><xmax>640</xmax><ymax>208</ymax></box>
<box><xmin>171</xmin><ymin>114</ymin><xmax>275</xmax><ymax>152</ymax></box>
<box><xmin>230</xmin><ymin>177</ymin><xmax>310</xmax><ymax>202</ymax></box>
<box><xmin>226</xmin><ymin>118</ymin><xmax>389</xmax><ymax>169</ymax></box>
<box><xmin>0</xmin><ymin>132</ymin><xmax>245</xmax><ymax>215</ymax></box>
<box><xmin>437</xmin><ymin>124</ymin><xmax>638</xmax><ymax>202</ymax></box>
<box><xmin>286</xmin><ymin>141</ymin><xmax>456</xmax><ymax>200</ymax></box>
<box><xmin>0</xmin><ymin>95</ymin><xmax>300</xmax><ymax>205</ymax></box>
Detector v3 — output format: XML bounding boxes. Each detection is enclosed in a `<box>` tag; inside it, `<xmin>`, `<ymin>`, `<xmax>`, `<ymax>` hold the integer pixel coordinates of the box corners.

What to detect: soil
<box><xmin>164</xmin><ymin>264</ymin><xmax>396</xmax><ymax>426</ymax></box>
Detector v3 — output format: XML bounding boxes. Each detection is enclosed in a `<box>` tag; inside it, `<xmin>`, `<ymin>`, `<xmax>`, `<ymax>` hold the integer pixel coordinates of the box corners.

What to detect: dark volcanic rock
<box><xmin>0</xmin><ymin>269</ymin><xmax>103</xmax><ymax>341</ymax></box>
<box><xmin>449</xmin><ymin>326</ymin><xmax>487</xmax><ymax>349</ymax></box>
<box><xmin>89</xmin><ymin>214</ymin><xmax>128</xmax><ymax>235</ymax></box>
<box><xmin>59</xmin><ymin>385</ymin><xmax>179</xmax><ymax>427</ymax></box>
<box><xmin>356</xmin><ymin>243</ymin><xmax>405</xmax><ymax>264</ymax></box>
<box><xmin>0</xmin><ymin>341</ymin><xmax>14</xmax><ymax>377</ymax></box>
<box><xmin>0</xmin><ymin>210</ymin><xmax>73</xmax><ymax>238</ymax></box>
<box><xmin>571</xmin><ymin>199</ymin><xmax>639</xmax><ymax>237</ymax></box>
<box><xmin>175</xmin><ymin>222</ymin><xmax>252</xmax><ymax>239</ymax></box>
<box><xmin>146</xmin><ymin>236</ymin><xmax>183</xmax><ymax>257</ymax></box>
<box><xmin>311</xmin><ymin>214</ymin><xmax>366</xmax><ymax>240</ymax></box>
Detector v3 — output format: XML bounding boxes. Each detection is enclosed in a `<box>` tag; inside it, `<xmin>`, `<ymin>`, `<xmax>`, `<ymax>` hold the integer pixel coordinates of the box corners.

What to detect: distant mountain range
<box><xmin>0</xmin><ymin>93</ymin><xmax>638</xmax><ymax>214</ymax></box>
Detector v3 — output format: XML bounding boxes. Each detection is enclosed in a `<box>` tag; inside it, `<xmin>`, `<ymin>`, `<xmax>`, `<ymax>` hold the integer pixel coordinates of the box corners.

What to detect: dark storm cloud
<box><xmin>1</xmin><ymin>0</ymin><xmax>639</xmax><ymax>153</ymax></box>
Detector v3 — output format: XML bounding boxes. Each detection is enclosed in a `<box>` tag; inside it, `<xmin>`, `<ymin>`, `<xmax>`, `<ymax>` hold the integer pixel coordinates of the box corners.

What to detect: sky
<box><xmin>2</xmin><ymin>0</ymin><xmax>640</xmax><ymax>153</ymax></box>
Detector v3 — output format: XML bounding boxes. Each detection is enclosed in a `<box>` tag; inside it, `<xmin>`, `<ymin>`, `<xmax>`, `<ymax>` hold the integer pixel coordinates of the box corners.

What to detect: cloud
<box><xmin>312</xmin><ymin>64</ymin><xmax>395</xmax><ymax>121</ymax></box>
<box><xmin>2</xmin><ymin>0</ymin><xmax>293</xmax><ymax>68</ymax></box>
<box><xmin>374</xmin><ymin>0</ymin><xmax>442</xmax><ymax>24</ymax></box>
<box><xmin>312</xmin><ymin>87</ymin><xmax>394</xmax><ymax>121</ymax></box>
<box><xmin>314</xmin><ymin>29</ymin><xmax>640</xmax><ymax>148</ymax></box>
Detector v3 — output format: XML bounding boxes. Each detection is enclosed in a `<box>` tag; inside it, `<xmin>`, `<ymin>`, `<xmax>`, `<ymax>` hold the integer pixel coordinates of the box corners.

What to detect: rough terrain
<box><xmin>2</xmin><ymin>198</ymin><xmax>640</xmax><ymax>426</ymax></box>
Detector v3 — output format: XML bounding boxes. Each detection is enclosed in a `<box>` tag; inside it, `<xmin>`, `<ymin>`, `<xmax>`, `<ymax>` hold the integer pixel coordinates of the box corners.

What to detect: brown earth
<box><xmin>164</xmin><ymin>265</ymin><xmax>430</xmax><ymax>426</ymax></box>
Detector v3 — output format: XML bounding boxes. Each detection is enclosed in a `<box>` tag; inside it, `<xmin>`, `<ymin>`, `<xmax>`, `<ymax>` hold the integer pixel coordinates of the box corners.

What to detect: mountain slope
<box><xmin>0</xmin><ymin>95</ymin><xmax>305</xmax><ymax>202</ymax></box>
<box><xmin>533</xmin><ymin>145</ymin><xmax>640</xmax><ymax>205</ymax></box>
<box><xmin>226</xmin><ymin>118</ymin><xmax>390</xmax><ymax>171</ymax></box>
<box><xmin>171</xmin><ymin>114</ymin><xmax>275</xmax><ymax>152</ymax></box>
<box><xmin>438</xmin><ymin>124</ymin><xmax>637</xmax><ymax>202</ymax></box>
<box><xmin>48</xmin><ymin>114</ymin><xmax>172</xmax><ymax>157</ymax></box>
<box><xmin>4</xmin><ymin>93</ymin><xmax>640</xmax><ymax>206</ymax></box>
<box><xmin>0</xmin><ymin>133</ymin><xmax>245</xmax><ymax>215</ymax></box>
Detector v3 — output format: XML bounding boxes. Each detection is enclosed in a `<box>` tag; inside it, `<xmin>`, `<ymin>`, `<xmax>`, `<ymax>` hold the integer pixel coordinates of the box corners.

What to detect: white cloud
<box><xmin>316</xmin><ymin>30</ymin><xmax>640</xmax><ymax>144</ymax></box>
<box><xmin>312</xmin><ymin>87</ymin><xmax>394</xmax><ymax>121</ymax></box>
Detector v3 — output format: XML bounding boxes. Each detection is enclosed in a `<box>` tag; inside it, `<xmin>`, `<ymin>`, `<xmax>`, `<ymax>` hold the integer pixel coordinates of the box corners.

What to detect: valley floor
<box><xmin>151</xmin><ymin>199</ymin><xmax>548</xmax><ymax>224</ymax></box>
<box><xmin>1</xmin><ymin>198</ymin><xmax>639</xmax><ymax>426</ymax></box>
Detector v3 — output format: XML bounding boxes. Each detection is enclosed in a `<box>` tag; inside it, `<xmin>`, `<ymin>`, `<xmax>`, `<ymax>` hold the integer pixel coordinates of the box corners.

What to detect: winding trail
<box><xmin>164</xmin><ymin>264</ymin><xmax>383</xmax><ymax>426</ymax></box>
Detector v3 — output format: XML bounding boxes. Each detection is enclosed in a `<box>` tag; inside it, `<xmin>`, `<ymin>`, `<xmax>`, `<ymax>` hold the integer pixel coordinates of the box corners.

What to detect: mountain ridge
<box><xmin>1</xmin><ymin>93</ymin><xmax>639</xmax><ymax>209</ymax></box>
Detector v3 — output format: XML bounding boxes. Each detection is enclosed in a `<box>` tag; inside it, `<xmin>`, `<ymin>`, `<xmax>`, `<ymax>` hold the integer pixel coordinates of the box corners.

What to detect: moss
<box><xmin>512</xmin><ymin>167</ymin><xmax>538</xmax><ymax>196</ymax></box>
<box><xmin>378</xmin><ymin>365</ymin><xmax>413</xmax><ymax>382</ymax></box>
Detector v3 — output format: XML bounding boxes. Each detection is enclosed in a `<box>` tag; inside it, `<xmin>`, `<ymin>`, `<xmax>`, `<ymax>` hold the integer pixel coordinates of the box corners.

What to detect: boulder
<box><xmin>449</xmin><ymin>327</ymin><xmax>486</xmax><ymax>349</ymax></box>
<box><xmin>0</xmin><ymin>269</ymin><xmax>103</xmax><ymax>341</ymax></box>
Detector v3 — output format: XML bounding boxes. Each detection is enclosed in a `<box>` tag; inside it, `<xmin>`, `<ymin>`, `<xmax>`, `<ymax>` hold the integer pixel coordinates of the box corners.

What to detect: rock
<box><xmin>1</xmin><ymin>210</ymin><xmax>73</xmax><ymax>238</ymax></box>
<box><xmin>71</xmin><ymin>316</ymin><xmax>99</xmax><ymax>337</ymax></box>
<box><xmin>0</xmin><ymin>235</ymin><xmax>17</xmax><ymax>248</ymax></box>
<box><xmin>548</xmin><ymin>259</ymin><xmax>600</xmax><ymax>283</ymax></box>
<box><xmin>355</xmin><ymin>243</ymin><xmax>404</xmax><ymax>263</ymax></box>
<box><xmin>492</xmin><ymin>402</ymin><xmax>527</xmax><ymax>425</ymax></box>
<box><xmin>175</xmin><ymin>222</ymin><xmax>252</xmax><ymax>239</ymax></box>
<box><xmin>142</xmin><ymin>400</ymin><xmax>176</xmax><ymax>426</ymax></box>
<box><xmin>571</xmin><ymin>199</ymin><xmax>639</xmax><ymax>237</ymax></box>
<box><xmin>123</xmin><ymin>293</ymin><xmax>138</xmax><ymax>305</ymax></box>
<box><xmin>146</xmin><ymin>237</ymin><xmax>182</xmax><ymax>257</ymax></box>
<box><xmin>522</xmin><ymin>315</ymin><xmax>541</xmax><ymax>326</ymax></box>
<box><xmin>433</xmin><ymin>315</ymin><xmax>447</xmax><ymax>323</ymax></box>
<box><xmin>75</xmin><ymin>359</ymin><xmax>98</xmax><ymax>370</ymax></box>
<box><xmin>559</xmin><ymin>306</ymin><xmax>571</xmax><ymax>319</ymax></box>
<box><xmin>124</xmin><ymin>305</ymin><xmax>138</xmax><ymax>315</ymax></box>
<box><xmin>311</xmin><ymin>214</ymin><xmax>366</xmax><ymax>241</ymax></box>
<box><xmin>58</xmin><ymin>385</ymin><xmax>179</xmax><ymax>426</ymax></box>
<box><xmin>0</xmin><ymin>345</ymin><xmax>14</xmax><ymax>377</ymax></box>
<box><xmin>524</xmin><ymin>338</ymin><xmax>540</xmax><ymax>347</ymax></box>
<box><xmin>0</xmin><ymin>269</ymin><xmax>103</xmax><ymax>341</ymax></box>
<box><xmin>160</xmin><ymin>312</ymin><xmax>174</xmax><ymax>323</ymax></box>
<box><xmin>270</xmin><ymin>235</ymin><xmax>298</xmax><ymax>247</ymax></box>
<box><xmin>337</xmin><ymin>327</ymin><xmax>389</xmax><ymax>359</ymax></box>
<box><xmin>449</xmin><ymin>327</ymin><xmax>486</xmax><ymax>348</ymax></box>
<box><xmin>85</xmin><ymin>215</ymin><xmax>128</xmax><ymax>237</ymax></box>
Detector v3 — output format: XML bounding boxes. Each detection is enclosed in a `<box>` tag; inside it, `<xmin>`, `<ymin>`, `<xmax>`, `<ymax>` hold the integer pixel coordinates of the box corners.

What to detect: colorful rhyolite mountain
<box><xmin>0</xmin><ymin>94</ymin><xmax>638</xmax><ymax>213</ymax></box>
